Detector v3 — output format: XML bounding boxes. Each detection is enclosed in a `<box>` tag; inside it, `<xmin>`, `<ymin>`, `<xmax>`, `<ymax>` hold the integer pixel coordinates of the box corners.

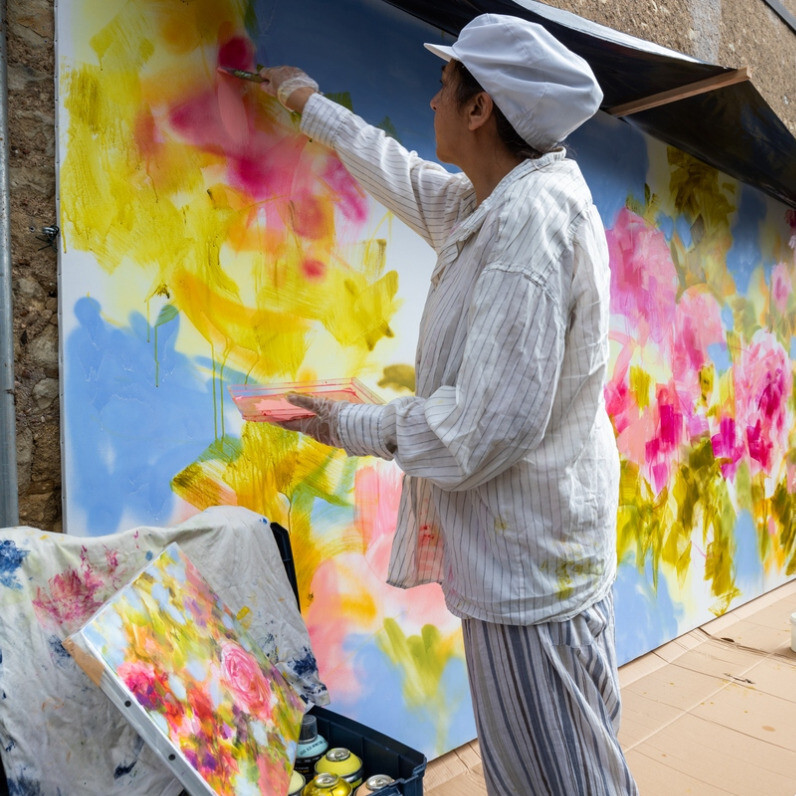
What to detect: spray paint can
<box><xmin>315</xmin><ymin>747</ymin><xmax>365</xmax><ymax>788</ymax></box>
<box><xmin>288</xmin><ymin>769</ymin><xmax>306</xmax><ymax>796</ymax></box>
<box><xmin>354</xmin><ymin>774</ymin><xmax>396</xmax><ymax>794</ymax></box>
<box><xmin>294</xmin><ymin>714</ymin><xmax>329</xmax><ymax>779</ymax></box>
<box><xmin>303</xmin><ymin>772</ymin><xmax>353</xmax><ymax>796</ymax></box>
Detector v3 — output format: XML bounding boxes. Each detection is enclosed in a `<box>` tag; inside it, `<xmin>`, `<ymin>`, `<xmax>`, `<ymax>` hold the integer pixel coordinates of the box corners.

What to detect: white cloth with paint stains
<box><xmin>301</xmin><ymin>93</ymin><xmax>620</xmax><ymax>625</ymax></box>
<box><xmin>0</xmin><ymin>505</ymin><xmax>327</xmax><ymax>795</ymax></box>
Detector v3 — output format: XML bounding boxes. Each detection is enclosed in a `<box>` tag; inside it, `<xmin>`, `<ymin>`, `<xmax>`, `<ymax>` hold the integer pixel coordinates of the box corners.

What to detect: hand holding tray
<box><xmin>228</xmin><ymin>378</ymin><xmax>383</xmax><ymax>423</ymax></box>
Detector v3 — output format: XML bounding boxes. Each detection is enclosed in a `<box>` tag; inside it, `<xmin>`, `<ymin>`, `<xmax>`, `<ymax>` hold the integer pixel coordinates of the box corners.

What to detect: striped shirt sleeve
<box><xmin>300</xmin><ymin>92</ymin><xmax>468</xmax><ymax>252</ymax></box>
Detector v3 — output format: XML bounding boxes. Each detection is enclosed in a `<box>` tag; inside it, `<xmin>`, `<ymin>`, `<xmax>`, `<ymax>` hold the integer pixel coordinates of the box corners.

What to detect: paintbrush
<box><xmin>217</xmin><ymin>66</ymin><xmax>266</xmax><ymax>83</ymax></box>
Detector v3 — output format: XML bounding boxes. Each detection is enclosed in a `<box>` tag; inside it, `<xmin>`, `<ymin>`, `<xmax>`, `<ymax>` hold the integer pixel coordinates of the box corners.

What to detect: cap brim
<box><xmin>423</xmin><ymin>42</ymin><xmax>454</xmax><ymax>62</ymax></box>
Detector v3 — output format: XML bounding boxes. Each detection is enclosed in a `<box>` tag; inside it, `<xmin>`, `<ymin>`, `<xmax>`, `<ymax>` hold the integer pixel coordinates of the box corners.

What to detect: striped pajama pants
<box><xmin>461</xmin><ymin>593</ymin><xmax>639</xmax><ymax>795</ymax></box>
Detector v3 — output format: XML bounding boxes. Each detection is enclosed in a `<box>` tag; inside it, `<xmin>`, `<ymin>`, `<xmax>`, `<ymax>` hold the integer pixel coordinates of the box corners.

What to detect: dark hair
<box><xmin>451</xmin><ymin>60</ymin><xmax>542</xmax><ymax>159</ymax></box>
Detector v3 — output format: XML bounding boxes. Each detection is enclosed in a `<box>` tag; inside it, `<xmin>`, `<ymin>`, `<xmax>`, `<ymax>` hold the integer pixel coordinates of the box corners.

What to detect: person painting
<box><xmin>258</xmin><ymin>13</ymin><xmax>638</xmax><ymax>795</ymax></box>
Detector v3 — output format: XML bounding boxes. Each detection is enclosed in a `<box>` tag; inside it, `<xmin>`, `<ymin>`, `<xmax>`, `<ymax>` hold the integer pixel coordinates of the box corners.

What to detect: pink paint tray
<box><xmin>228</xmin><ymin>378</ymin><xmax>384</xmax><ymax>422</ymax></box>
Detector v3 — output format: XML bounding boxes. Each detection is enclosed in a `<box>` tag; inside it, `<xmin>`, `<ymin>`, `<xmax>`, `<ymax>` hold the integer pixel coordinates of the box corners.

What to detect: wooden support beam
<box><xmin>607</xmin><ymin>67</ymin><xmax>750</xmax><ymax>117</ymax></box>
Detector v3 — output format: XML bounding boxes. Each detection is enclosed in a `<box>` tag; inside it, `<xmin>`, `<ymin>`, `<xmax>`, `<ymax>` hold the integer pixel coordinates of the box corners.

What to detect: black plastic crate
<box><xmin>308</xmin><ymin>705</ymin><xmax>426</xmax><ymax>796</ymax></box>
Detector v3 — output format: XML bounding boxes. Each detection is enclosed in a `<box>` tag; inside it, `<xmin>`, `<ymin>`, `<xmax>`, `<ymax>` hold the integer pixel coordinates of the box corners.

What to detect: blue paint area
<box><xmin>292</xmin><ymin>646</ymin><xmax>319</xmax><ymax>679</ymax></box>
<box><xmin>113</xmin><ymin>761</ymin><xmax>136</xmax><ymax>780</ymax></box>
<box><xmin>655</xmin><ymin>212</ymin><xmax>675</xmax><ymax>242</ymax></box>
<box><xmin>654</xmin><ymin>211</ymin><xmax>693</xmax><ymax>247</ymax></box>
<box><xmin>725</xmin><ymin>185</ymin><xmax>770</xmax><ymax>294</ymax></box>
<box><xmin>675</xmin><ymin>214</ymin><xmax>694</xmax><ymax>248</ymax></box>
<box><xmin>0</xmin><ymin>540</ymin><xmax>29</xmax><ymax>590</ymax></box>
<box><xmin>145</xmin><ymin>550</ymin><xmax>153</xmax><ymax>561</ymax></box>
<box><xmin>332</xmin><ymin>633</ymin><xmax>475</xmax><ymax>758</ymax></box>
<box><xmin>250</xmin><ymin>0</ymin><xmax>445</xmax><ymax>160</ymax></box>
<box><xmin>439</xmin><ymin>653</ymin><xmax>475</xmax><ymax>752</ymax></box>
<box><xmin>707</xmin><ymin>342</ymin><xmax>732</xmax><ymax>373</ymax></box>
<box><xmin>64</xmin><ymin>297</ymin><xmax>216</xmax><ymax>534</ymax></box>
<box><xmin>47</xmin><ymin>636</ymin><xmax>73</xmax><ymax>669</ymax></box>
<box><xmin>113</xmin><ymin>737</ymin><xmax>145</xmax><ymax>780</ymax></box>
<box><xmin>732</xmin><ymin>510</ymin><xmax>764</xmax><ymax>593</ymax></box>
<box><xmin>613</xmin><ymin>554</ymin><xmax>682</xmax><ymax>665</ymax></box>
<box><xmin>8</xmin><ymin>773</ymin><xmax>43</xmax><ymax>796</ymax></box>
<box><xmin>721</xmin><ymin>304</ymin><xmax>735</xmax><ymax>333</ymax></box>
<box><xmin>309</xmin><ymin>495</ymin><xmax>356</xmax><ymax>533</ymax></box>
<box><xmin>568</xmin><ymin>113</ymin><xmax>649</xmax><ymax>230</ymax></box>
<box><xmin>790</xmin><ymin>336</ymin><xmax>796</xmax><ymax>360</ymax></box>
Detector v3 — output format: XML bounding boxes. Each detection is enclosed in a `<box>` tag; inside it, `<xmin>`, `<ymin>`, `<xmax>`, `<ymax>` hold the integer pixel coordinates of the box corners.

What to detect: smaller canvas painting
<box><xmin>66</xmin><ymin>542</ymin><xmax>306</xmax><ymax>796</ymax></box>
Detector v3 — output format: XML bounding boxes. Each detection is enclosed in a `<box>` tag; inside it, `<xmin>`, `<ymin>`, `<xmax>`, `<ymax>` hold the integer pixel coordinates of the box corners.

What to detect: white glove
<box><xmin>270</xmin><ymin>393</ymin><xmax>343</xmax><ymax>448</ymax></box>
<box><xmin>258</xmin><ymin>66</ymin><xmax>319</xmax><ymax>111</ymax></box>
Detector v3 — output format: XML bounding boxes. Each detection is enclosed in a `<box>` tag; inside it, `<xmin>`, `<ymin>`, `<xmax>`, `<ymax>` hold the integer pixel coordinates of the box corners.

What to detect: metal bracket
<box><xmin>29</xmin><ymin>224</ymin><xmax>60</xmax><ymax>251</ymax></box>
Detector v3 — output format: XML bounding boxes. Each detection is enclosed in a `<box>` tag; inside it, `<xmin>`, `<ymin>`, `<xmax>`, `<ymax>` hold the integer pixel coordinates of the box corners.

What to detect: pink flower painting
<box><xmin>75</xmin><ymin>544</ymin><xmax>305</xmax><ymax>796</ymax></box>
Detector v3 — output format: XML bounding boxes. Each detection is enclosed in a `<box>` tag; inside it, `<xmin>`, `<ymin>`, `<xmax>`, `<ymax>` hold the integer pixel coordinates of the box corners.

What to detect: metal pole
<box><xmin>0</xmin><ymin>0</ymin><xmax>19</xmax><ymax>528</ymax></box>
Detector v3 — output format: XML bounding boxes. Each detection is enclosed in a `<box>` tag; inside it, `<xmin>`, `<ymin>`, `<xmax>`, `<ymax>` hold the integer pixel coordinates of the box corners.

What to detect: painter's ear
<box><xmin>467</xmin><ymin>92</ymin><xmax>494</xmax><ymax>132</ymax></box>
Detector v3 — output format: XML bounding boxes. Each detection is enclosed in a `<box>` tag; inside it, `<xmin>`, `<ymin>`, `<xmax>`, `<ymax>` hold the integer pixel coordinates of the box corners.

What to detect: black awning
<box><xmin>383</xmin><ymin>0</ymin><xmax>796</xmax><ymax>209</ymax></box>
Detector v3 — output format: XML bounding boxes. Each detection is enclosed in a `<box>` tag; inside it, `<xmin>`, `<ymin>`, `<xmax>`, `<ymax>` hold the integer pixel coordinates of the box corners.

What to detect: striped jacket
<box><xmin>301</xmin><ymin>93</ymin><xmax>619</xmax><ymax>625</ymax></box>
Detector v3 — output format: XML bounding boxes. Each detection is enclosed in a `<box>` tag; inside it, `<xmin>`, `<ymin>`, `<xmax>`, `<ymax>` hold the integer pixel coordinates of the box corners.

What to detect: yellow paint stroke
<box><xmin>62</xmin><ymin>0</ymin><xmax>403</xmax><ymax>576</ymax></box>
<box><xmin>661</xmin><ymin>148</ymin><xmax>738</xmax><ymax>300</ymax></box>
<box><xmin>629</xmin><ymin>365</ymin><xmax>652</xmax><ymax>411</ymax></box>
<box><xmin>61</xmin><ymin>0</ymin><xmax>401</xmax><ymax>379</ymax></box>
<box><xmin>377</xmin><ymin>619</ymin><xmax>462</xmax><ymax>755</ymax></box>
<box><xmin>171</xmin><ymin>422</ymin><xmax>365</xmax><ymax>610</ymax></box>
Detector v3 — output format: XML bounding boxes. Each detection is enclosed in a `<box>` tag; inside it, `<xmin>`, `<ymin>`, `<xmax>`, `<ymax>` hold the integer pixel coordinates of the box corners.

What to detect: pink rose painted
<box><xmin>220</xmin><ymin>641</ymin><xmax>274</xmax><ymax>720</ymax></box>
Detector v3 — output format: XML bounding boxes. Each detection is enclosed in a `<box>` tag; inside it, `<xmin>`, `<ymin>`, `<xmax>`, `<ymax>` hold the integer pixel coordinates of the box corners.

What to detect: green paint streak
<box><xmin>377</xmin><ymin>619</ymin><xmax>461</xmax><ymax>755</ymax></box>
<box><xmin>376</xmin><ymin>116</ymin><xmax>400</xmax><ymax>142</ymax></box>
<box><xmin>616</xmin><ymin>460</ymin><xmax>672</xmax><ymax>590</ymax></box>
<box><xmin>242</xmin><ymin>0</ymin><xmax>259</xmax><ymax>36</ymax></box>
<box><xmin>618</xmin><ymin>437</ymin><xmax>742</xmax><ymax>613</ymax></box>
<box><xmin>377</xmin><ymin>364</ymin><xmax>416</xmax><ymax>393</ymax></box>
<box><xmin>555</xmin><ymin>558</ymin><xmax>602</xmax><ymax>602</ymax></box>
<box><xmin>772</xmin><ymin>480</ymin><xmax>796</xmax><ymax>574</ymax></box>
<box><xmin>153</xmin><ymin>303</ymin><xmax>178</xmax><ymax>387</ymax></box>
<box><xmin>667</xmin><ymin>149</ymin><xmax>736</xmax><ymax>232</ymax></box>
<box><xmin>626</xmin><ymin>183</ymin><xmax>659</xmax><ymax>218</ymax></box>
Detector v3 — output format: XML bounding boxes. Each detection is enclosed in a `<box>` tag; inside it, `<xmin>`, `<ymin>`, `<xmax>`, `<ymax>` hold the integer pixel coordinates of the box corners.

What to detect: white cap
<box><xmin>424</xmin><ymin>14</ymin><xmax>603</xmax><ymax>151</ymax></box>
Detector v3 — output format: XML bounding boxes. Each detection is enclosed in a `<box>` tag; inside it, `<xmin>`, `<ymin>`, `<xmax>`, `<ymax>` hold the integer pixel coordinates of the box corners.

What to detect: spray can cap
<box><xmin>300</xmin><ymin>713</ymin><xmax>319</xmax><ymax>742</ymax></box>
<box><xmin>365</xmin><ymin>774</ymin><xmax>395</xmax><ymax>789</ymax></box>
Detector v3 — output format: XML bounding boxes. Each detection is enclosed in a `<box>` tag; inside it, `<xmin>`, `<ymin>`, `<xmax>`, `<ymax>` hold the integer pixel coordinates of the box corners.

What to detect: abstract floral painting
<box><xmin>56</xmin><ymin>0</ymin><xmax>796</xmax><ymax>757</ymax></box>
<box><xmin>570</xmin><ymin>117</ymin><xmax>796</xmax><ymax>662</ymax></box>
<box><xmin>70</xmin><ymin>542</ymin><xmax>306</xmax><ymax>795</ymax></box>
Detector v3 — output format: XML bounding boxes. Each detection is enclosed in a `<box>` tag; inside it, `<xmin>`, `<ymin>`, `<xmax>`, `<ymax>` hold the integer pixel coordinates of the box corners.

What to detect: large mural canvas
<box><xmin>56</xmin><ymin>0</ymin><xmax>796</xmax><ymax>758</ymax></box>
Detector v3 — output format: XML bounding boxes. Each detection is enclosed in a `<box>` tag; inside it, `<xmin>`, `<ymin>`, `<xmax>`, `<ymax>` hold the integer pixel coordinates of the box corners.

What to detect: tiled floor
<box><xmin>423</xmin><ymin>579</ymin><xmax>796</xmax><ymax>796</ymax></box>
